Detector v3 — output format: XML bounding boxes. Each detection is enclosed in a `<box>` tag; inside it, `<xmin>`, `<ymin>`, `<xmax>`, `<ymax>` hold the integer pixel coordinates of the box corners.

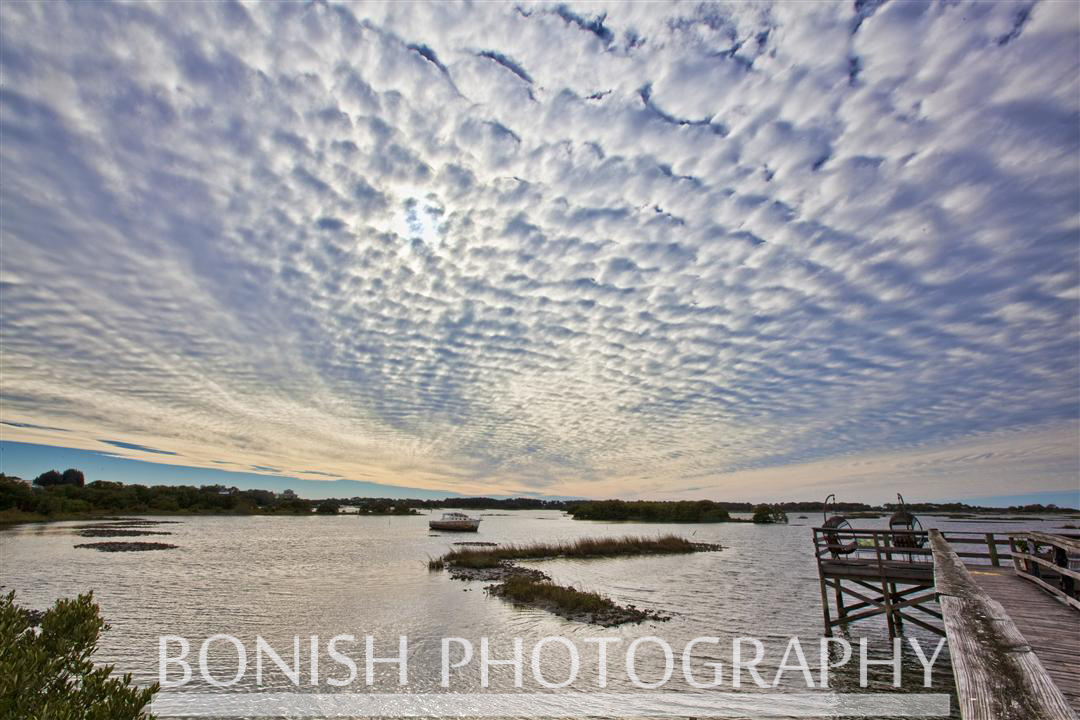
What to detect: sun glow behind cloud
<box><xmin>0</xmin><ymin>1</ymin><xmax>1077</xmax><ymax>501</ymax></box>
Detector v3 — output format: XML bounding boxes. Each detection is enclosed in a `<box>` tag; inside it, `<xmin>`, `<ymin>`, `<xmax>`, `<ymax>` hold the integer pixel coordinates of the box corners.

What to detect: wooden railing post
<box><xmin>814</xmin><ymin>530</ymin><xmax>834</xmax><ymax>636</ymax></box>
<box><xmin>873</xmin><ymin>531</ymin><xmax>896</xmax><ymax>637</ymax></box>
<box><xmin>882</xmin><ymin>532</ymin><xmax>903</xmax><ymax>630</ymax></box>
<box><xmin>986</xmin><ymin>533</ymin><xmax>1000</xmax><ymax>567</ymax></box>
<box><xmin>1009</xmin><ymin>535</ymin><xmax>1024</xmax><ymax>573</ymax></box>
<box><xmin>1053</xmin><ymin>545</ymin><xmax>1073</xmax><ymax>597</ymax></box>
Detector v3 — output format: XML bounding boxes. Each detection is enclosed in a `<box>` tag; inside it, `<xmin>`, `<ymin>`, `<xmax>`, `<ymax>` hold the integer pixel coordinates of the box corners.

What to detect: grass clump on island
<box><xmin>496</xmin><ymin>575</ymin><xmax>614</xmax><ymax>613</ymax></box>
<box><xmin>428</xmin><ymin>533</ymin><xmax>720</xmax><ymax>570</ymax></box>
<box><xmin>489</xmin><ymin>575</ymin><xmax>665</xmax><ymax>624</ymax></box>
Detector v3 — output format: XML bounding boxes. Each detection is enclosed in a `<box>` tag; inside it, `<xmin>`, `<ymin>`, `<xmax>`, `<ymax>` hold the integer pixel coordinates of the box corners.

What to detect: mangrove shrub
<box><xmin>752</xmin><ymin>504</ymin><xmax>789</xmax><ymax>524</ymax></box>
<box><xmin>0</xmin><ymin>591</ymin><xmax>158</xmax><ymax>719</ymax></box>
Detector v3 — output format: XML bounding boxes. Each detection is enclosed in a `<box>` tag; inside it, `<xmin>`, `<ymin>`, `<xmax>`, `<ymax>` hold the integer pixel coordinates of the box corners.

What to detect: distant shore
<box><xmin>0</xmin><ymin>507</ymin><xmax>425</xmax><ymax>526</ymax></box>
<box><xmin>0</xmin><ymin>508</ymin><xmax>314</xmax><ymax>526</ymax></box>
<box><xmin>2</xmin><ymin>473</ymin><xmax>1076</xmax><ymax>528</ymax></box>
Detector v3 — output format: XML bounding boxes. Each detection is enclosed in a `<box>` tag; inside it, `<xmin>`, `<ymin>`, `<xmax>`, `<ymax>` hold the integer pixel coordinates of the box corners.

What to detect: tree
<box><xmin>32</xmin><ymin>469</ymin><xmax>63</xmax><ymax>487</ymax></box>
<box><xmin>0</xmin><ymin>591</ymin><xmax>158</xmax><ymax>719</ymax></box>
<box><xmin>61</xmin><ymin>468</ymin><xmax>86</xmax><ymax>487</ymax></box>
<box><xmin>0</xmin><ymin>475</ymin><xmax>36</xmax><ymax>512</ymax></box>
<box><xmin>32</xmin><ymin>469</ymin><xmax>85</xmax><ymax>488</ymax></box>
<box><xmin>315</xmin><ymin>500</ymin><xmax>340</xmax><ymax>514</ymax></box>
<box><xmin>276</xmin><ymin>497</ymin><xmax>310</xmax><ymax>513</ymax></box>
<box><xmin>752</xmin><ymin>504</ymin><xmax>789</xmax><ymax>524</ymax></box>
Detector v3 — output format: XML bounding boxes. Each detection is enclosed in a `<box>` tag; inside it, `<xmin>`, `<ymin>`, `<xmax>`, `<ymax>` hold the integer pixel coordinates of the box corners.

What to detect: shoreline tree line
<box><xmin>0</xmin><ymin>470</ymin><xmax>1073</xmax><ymax>523</ymax></box>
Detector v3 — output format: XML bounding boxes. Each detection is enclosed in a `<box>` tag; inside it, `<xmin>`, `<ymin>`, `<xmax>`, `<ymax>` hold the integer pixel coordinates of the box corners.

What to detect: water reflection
<box><xmin>3</xmin><ymin>510</ymin><xmax>1064</xmax><ymax>718</ymax></box>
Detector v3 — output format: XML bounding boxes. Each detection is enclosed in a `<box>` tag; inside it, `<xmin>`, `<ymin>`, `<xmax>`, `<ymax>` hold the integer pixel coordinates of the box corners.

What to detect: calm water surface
<box><xmin>3</xmin><ymin>510</ymin><xmax>1074</xmax><ymax>718</ymax></box>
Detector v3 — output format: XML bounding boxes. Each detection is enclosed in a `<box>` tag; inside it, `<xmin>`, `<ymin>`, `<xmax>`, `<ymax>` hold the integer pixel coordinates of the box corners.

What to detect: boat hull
<box><xmin>429</xmin><ymin>520</ymin><xmax>480</xmax><ymax>532</ymax></box>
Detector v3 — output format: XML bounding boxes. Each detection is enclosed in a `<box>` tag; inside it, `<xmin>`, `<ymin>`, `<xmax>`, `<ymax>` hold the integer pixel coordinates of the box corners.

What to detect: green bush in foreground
<box><xmin>0</xmin><ymin>591</ymin><xmax>158</xmax><ymax>719</ymax></box>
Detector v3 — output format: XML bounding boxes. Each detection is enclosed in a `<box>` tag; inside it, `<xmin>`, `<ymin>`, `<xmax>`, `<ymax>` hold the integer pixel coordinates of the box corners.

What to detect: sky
<box><xmin>0</xmin><ymin>1</ymin><xmax>1078</xmax><ymax>505</ymax></box>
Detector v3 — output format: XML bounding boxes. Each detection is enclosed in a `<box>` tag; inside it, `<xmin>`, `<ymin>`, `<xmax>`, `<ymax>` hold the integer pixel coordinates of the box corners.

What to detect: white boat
<box><xmin>429</xmin><ymin>512</ymin><xmax>481</xmax><ymax>532</ymax></box>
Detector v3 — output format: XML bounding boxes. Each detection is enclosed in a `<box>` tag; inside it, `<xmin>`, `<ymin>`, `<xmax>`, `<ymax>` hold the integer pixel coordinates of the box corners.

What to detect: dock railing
<box><xmin>812</xmin><ymin>528</ymin><xmax>1012</xmax><ymax>637</ymax></box>
<box><xmin>1008</xmin><ymin>531</ymin><xmax>1080</xmax><ymax>611</ymax></box>
<box><xmin>812</xmin><ymin>527</ymin><xmax>1011</xmax><ymax>565</ymax></box>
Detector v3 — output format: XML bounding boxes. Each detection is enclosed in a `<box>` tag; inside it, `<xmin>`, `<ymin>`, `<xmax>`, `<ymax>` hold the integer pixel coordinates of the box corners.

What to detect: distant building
<box><xmin>1</xmin><ymin>474</ymin><xmax>30</xmax><ymax>487</ymax></box>
<box><xmin>281</xmin><ymin>489</ymin><xmax>297</xmax><ymax>499</ymax></box>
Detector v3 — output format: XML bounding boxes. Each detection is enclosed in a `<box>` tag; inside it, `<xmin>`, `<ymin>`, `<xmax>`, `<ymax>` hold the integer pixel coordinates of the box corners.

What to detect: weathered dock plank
<box><xmin>969</xmin><ymin>565</ymin><xmax>1080</xmax><ymax>715</ymax></box>
<box><xmin>929</xmin><ymin>529</ymin><xmax>1077</xmax><ymax>720</ymax></box>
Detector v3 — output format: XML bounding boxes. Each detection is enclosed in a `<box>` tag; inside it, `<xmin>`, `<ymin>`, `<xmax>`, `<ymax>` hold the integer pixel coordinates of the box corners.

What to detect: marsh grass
<box><xmin>428</xmin><ymin>533</ymin><xmax>718</xmax><ymax>570</ymax></box>
<box><xmin>495</xmin><ymin>575</ymin><xmax>616</xmax><ymax>614</ymax></box>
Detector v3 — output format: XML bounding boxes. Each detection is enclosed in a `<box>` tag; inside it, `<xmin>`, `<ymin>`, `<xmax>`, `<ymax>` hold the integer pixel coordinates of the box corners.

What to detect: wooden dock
<box><xmin>814</xmin><ymin>526</ymin><xmax>1079</xmax><ymax>720</ymax></box>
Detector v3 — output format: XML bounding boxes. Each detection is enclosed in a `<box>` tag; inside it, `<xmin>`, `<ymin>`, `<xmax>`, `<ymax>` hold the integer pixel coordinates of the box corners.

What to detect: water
<box><xmin>2</xmin><ymin>510</ymin><xmax>1074</xmax><ymax>717</ymax></box>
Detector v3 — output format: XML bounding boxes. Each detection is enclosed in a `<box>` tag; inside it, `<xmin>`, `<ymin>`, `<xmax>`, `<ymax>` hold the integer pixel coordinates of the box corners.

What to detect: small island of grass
<box><xmin>75</xmin><ymin>528</ymin><xmax>173</xmax><ymax>538</ymax></box>
<box><xmin>74</xmin><ymin>541</ymin><xmax>179</xmax><ymax>552</ymax></box>
<box><xmin>429</xmin><ymin>534</ymin><xmax>721</xmax><ymax>625</ymax></box>
<box><xmin>429</xmin><ymin>534</ymin><xmax>720</xmax><ymax>570</ymax></box>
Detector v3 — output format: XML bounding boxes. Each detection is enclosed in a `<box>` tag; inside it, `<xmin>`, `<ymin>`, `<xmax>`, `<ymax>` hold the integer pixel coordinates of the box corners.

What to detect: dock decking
<box><xmin>970</xmin><ymin>565</ymin><xmax>1080</xmax><ymax>710</ymax></box>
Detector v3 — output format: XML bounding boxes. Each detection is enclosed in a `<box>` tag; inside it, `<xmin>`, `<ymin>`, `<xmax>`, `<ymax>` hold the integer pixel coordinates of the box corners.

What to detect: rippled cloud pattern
<box><xmin>1</xmin><ymin>2</ymin><xmax>1077</xmax><ymax>499</ymax></box>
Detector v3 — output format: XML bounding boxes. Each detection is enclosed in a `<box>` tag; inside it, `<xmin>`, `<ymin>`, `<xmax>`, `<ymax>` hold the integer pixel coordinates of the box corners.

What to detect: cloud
<box><xmin>99</xmin><ymin>441</ymin><xmax>178</xmax><ymax>456</ymax></box>
<box><xmin>476</xmin><ymin>51</ymin><xmax>534</xmax><ymax>85</ymax></box>
<box><xmin>0</xmin><ymin>1</ymin><xmax>1076</xmax><ymax>500</ymax></box>
<box><xmin>1</xmin><ymin>421</ymin><xmax>70</xmax><ymax>432</ymax></box>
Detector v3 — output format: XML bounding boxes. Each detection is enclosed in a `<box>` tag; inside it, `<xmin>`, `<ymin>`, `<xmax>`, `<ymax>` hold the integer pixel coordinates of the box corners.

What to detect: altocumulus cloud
<box><xmin>0</xmin><ymin>1</ymin><xmax>1077</xmax><ymax>500</ymax></box>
